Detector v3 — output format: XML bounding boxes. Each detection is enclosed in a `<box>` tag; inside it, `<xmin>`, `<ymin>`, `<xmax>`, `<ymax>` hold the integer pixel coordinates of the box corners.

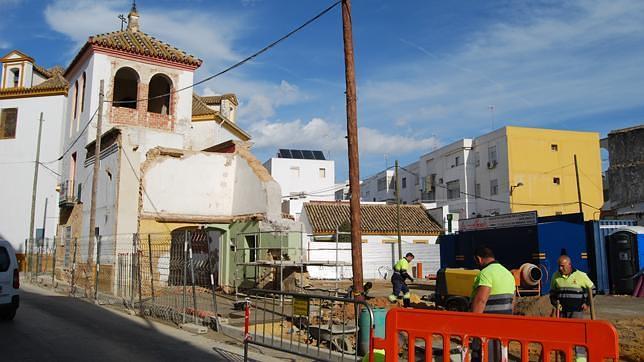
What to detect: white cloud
<box><xmin>204</xmin><ymin>79</ymin><xmax>306</xmax><ymax>121</ymax></box>
<box><xmin>360</xmin><ymin>0</ymin><xmax>644</xmax><ymax>136</ymax></box>
<box><xmin>44</xmin><ymin>0</ymin><xmax>309</xmax><ymax>123</ymax></box>
<box><xmin>44</xmin><ymin>0</ymin><xmax>244</xmax><ymax>66</ymax></box>
<box><xmin>248</xmin><ymin>118</ymin><xmax>439</xmax><ymax>156</ymax></box>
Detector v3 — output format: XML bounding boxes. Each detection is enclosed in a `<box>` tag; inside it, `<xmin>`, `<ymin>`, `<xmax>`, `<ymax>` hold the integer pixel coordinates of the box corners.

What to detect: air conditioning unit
<box><xmin>487</xmin><ymin>160</ymin><xmax>498</xmax><ymax>169</ymax></box>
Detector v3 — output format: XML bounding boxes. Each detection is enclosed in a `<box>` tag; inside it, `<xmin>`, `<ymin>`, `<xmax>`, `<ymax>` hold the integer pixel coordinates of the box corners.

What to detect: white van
<box><xmin>0</xmin><ymin>237</ymin><xmax>19</xmax><ymax>320</ymax></box>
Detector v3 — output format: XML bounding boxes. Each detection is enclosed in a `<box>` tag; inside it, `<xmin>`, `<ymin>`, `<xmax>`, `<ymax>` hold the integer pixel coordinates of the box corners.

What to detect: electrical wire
<box><xmin>42</xmin><ymin>108</ymin><xmax>100</xmax><ymax>164</ymax></box>
<box><xmin>106</xmin><ymin>0</ymin><xmax>342</xmax><ymax>106</ymax></box>
<box><xmin>45</xmin><ymin>1</ymin><xmax>341</xmax><ymax>167</ymax></box>
<box><xmin>38</xmin><ymin>162</ymin><xmax>61</xmax><ymax>176</ymax></box>
<box><xmin>397</xmin><ymin>165</ymin><xmax>584</xmax><ymax>208</ymax></box>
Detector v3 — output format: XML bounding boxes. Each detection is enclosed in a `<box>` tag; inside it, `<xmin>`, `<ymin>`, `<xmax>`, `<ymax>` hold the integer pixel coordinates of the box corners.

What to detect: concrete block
<box><xmin>179</xmin><ymin>323</ymin><xmax>208</xmax><ymax>334</ymax></box>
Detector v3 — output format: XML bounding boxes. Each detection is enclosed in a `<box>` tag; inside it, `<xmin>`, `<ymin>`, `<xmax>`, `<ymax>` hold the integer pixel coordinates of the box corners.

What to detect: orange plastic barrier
<box><xmin>372</xmin><ymin>308</ymin><xmax>619</xmax><ymax>362</ymax></box>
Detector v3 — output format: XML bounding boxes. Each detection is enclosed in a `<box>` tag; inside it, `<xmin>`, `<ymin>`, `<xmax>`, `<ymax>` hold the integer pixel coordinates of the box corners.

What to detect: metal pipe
<box><xmin>51</xmin><ymin>236</ymin><xmax>57</xmax><ymax>285</ymax></box>
<box><xmin>182</xmin><ymin>230</ymin><xmax>188</xmax><ymax>324</ymax></box>
<box><xmin>94</xmin><ymin>234</ymin><xmax>101</xmax><ymax>300</ymax></box>
<box><xmin>188</xmin><ymin>233</ymin><xmax>198</xmax><ymax>324</ymax></box>
<box><xmin>147</xmin><ymin>234</ymin><xmax>155</xmax><ymax>302</ymax></box>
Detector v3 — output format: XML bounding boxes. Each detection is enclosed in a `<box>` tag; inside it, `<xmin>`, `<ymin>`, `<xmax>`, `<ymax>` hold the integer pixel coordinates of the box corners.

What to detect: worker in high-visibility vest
<box><xmin>470</xmin><ymin>246</ymin><xmax>515</xmax><ymax>362</ymax></box>
<box><xmin>550</xmin><ymin>255</ymin><xmax>595</xmax><ymax>318</ymax></box>
<box><xmin>470</xmin><ymin>246</ymin><xmax>516</xmax><ymax>314</ymax></box>
<box><xmin>550</xmin><ymin>256</ymin><xmax>594</xmax><ymax>362</ymax></box>
<box><xmin>388</xmin><ymin>252</ymin><xmax>415</xmax><ymax>307</ymax></box>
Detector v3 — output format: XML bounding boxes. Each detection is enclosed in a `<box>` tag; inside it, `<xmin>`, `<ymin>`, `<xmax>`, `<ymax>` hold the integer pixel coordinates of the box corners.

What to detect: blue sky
<box><xmin>2</xmin><ymin>0</ymin><xmax>643</xmax><ymax>181</ymax></box>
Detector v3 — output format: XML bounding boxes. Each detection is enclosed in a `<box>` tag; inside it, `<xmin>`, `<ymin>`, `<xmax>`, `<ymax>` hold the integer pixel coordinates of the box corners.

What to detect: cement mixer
<box><xmin>512</xmin><ymin>263</ymin><xmax>543</xmax><ymax>295</ymax></box>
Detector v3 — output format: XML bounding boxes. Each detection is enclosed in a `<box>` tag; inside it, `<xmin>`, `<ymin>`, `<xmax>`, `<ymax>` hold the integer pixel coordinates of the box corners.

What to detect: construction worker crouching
<box><xmin>388</xmin><ymin>252</ymin><xmax>414</xmax><ymax>307</ymax></box>
<box><xmin>470</xmin><ymin>246</ymin><xmax>515</xmax><ymax>314</ymax></box>
<box><xmin>550</xmin><ymin>255</ymin><xmax>595</xmax><ymax>319</ymax></box>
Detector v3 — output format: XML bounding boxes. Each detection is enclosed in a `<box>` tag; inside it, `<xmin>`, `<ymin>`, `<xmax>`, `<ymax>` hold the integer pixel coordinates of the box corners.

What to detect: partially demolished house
<box><xmin>53</xmin><ymin>6</ymin><xmax>298</xmax><ymax>293</ymax></box>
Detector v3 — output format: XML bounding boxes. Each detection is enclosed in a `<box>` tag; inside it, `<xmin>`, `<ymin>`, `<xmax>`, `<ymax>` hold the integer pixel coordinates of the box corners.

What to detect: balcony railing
<box><xmin>58</xmin><ymin>180</ymin><xmax>76</xmax><ymax>207</ymax></box>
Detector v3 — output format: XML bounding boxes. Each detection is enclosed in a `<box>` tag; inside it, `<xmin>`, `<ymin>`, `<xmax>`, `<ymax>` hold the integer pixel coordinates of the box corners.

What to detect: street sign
<box><xmin>459</xmin><ymin>211</ymin><xmax>537</xmax><ymax>232</ymax></box>
<box><xmin>292</xmin><ymin>296</ymin><xmax>309</xmax><ymax>316</ymax></box>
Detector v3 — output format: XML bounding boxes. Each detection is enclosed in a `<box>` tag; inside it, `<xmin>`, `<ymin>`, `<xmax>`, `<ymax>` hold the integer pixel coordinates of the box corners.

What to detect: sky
<box><xmin>1</xmin><ymin>0</ymin><xmax>643</xmax><ymax>182</ymax></box>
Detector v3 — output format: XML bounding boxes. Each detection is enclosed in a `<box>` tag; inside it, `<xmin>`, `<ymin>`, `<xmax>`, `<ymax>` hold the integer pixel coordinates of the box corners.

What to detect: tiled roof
<box><xmin>0</xmin><ymin>70</ymin><xmax>68</xmax><ymax>99</ymax></box>
<box><xmin>192</xmin><ymin>93</ymin><xmax>251</xmax><ymax>141</ymax></box>
<box><xmin>303</xmin><ymin>201</ymin><xmax>443</xmax><ymax>235</ymax></box>
<box><xmin>192</xmin><ymin>93</ymin><xmax>216</xmax><ymax>116</ymax></box>
<box><xmin>201</xmin><ymin>93</ymin><xmax>239</xmax><ymax>106</ymax></box>
<box><xmin>32</xmin><ymin>63</ymin><xmax>52</xmax><ymax>77</ymax></box>
<box><xmin>88</xmin><ymin>30</ymin><xmax>202</xmax><ymax>67</ymax></box>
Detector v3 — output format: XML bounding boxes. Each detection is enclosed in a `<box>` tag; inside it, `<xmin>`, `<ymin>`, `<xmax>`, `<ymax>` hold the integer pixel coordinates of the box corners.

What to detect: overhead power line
<box><xmin>46</xmin><ymin>1</ymin><xmax>341</xmax><ymax>165</ymax></box>
<box><xmin>397</xmin><ymin>165</ymin><xmax>585</xmax><ymax>208</ymax></box>
<box><xmin>107</xmin><ymin>0</ymin><xmax>342</xmax><ymax>106</ymax></box>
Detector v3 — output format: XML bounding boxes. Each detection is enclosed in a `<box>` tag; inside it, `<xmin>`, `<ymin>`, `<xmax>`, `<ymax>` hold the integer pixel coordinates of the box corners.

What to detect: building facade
<box><xmin>602</xmin><ymin>124</ymin><xmax>644</xmax><ymax>225</ymax></box>
<box><xmin>0</xmin><ymin>50</ymin><xmax>68</xmax><ymax>257</ymax></box>
<box><xmin>264</xmin><ymin>149</ymin><xmax>335</xmax><ymax>220</ymax></box>
<box><xmin>300</xmin><ymin>201</ymin><xmax>443</xmax><ymax>280</ymax></box>
<box><xmin>361</xmin><ymin>126</ymin><xmax>604</xmax><ymax>221</ymax></box>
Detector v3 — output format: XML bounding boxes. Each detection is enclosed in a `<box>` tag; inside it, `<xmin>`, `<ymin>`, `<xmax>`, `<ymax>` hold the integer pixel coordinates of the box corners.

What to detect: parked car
<box><xmin>0</xmin><ymin>237</ymin><xmax>19</xmax><ymax>320</ymax></box>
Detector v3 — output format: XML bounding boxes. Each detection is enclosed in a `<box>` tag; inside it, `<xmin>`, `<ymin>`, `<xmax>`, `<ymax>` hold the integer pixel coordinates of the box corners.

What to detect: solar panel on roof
<box><xmin>291</xmin><ymin>149</ymin><xmax>304</xmax><ymax>159</ymax></box>
<box><xmin>302</xmin><ymin>150</ymin><xmax>315</xmax><ymax>159</ymax></box>
<box><xmin>313</xmin><ymin>151</ymin><xmax>325</xmax><ymax>160</ymax></box>
<box><xmin>278</xmin><ymin>149</ymin><xmax>292</xmax><ymax>158</ymax></box>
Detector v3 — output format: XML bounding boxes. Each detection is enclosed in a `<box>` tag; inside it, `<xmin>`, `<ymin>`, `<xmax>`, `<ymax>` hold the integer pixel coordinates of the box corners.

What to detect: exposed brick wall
<box><xmin>107</xmin><ymin>59</ymin><xmax>181</xmax><ymax>132</ymax></box>
<box><xmin>110</xmin><ymin>82</ymin><xmax>176</xmax><ymax>131</ymax></box>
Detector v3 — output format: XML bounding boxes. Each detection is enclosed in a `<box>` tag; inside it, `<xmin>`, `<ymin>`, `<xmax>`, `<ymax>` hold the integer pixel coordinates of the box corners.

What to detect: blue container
<box><xmin>359</xmin><ymin>307</ymin><xmax>386</xmax><ymax>355</ymax></box>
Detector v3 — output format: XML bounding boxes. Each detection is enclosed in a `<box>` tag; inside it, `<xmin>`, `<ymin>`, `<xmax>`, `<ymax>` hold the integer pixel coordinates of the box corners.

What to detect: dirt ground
<box><xmin>515</xmin><ymin>295</ymin><xmax>644</xmax><ymax>362</ymax></box>
<box><xmin>308</xmin><ymin>279</ymin><xmax>643</xmax><ymax>361</ymax></box>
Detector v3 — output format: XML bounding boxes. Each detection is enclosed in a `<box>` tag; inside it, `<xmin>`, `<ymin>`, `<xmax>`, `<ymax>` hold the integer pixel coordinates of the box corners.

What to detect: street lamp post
<box><xmin>509</xmin><ymin>182</ymin><xmax>524</xmax><ymax>212</ymax></box>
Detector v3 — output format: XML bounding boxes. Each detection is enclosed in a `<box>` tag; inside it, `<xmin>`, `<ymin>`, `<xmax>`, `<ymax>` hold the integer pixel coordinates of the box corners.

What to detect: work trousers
<box><xmin>391</xmin><ymin>275</ymin><xmax>409</xmax><ymax>297</ymax></box>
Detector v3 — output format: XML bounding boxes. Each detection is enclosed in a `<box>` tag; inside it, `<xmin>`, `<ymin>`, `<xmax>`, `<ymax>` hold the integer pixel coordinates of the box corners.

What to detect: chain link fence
<box><xmin>24</xmin><ymin>230</ymin><xmax>220</xmax><ymax>329</ymax></box>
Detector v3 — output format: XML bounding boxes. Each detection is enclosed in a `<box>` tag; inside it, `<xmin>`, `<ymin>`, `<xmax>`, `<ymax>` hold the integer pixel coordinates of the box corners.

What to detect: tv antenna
<box><xmin>488</xmin><ymin>105</ymin><xmax>496</xmax><ymax>129</ymax></box>
<box><xmin>118</xmin><ymin>14</ymin><xmax>128</xmax><ymax>31</ymax></box>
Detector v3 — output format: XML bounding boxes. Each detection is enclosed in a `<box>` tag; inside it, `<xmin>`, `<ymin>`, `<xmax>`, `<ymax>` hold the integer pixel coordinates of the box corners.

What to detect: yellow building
<box><xmin>473</xmin><ymin>126</ymin><xmax>603</xmax><ymax>220</ymax></box>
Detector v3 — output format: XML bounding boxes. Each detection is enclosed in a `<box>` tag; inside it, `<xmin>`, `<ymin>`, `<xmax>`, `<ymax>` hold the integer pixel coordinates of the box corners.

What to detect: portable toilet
<box><xmin>606</xmin><ymin>226</ymin><xmax>644</xmax><ymax>294</ymax></box>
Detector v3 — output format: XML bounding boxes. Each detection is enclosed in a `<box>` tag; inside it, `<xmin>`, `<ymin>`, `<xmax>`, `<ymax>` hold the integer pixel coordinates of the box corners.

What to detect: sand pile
<box><xmin>611</xmin><ymin>317</ymin><xmax>644</xmax><ymax>362</ymax></box>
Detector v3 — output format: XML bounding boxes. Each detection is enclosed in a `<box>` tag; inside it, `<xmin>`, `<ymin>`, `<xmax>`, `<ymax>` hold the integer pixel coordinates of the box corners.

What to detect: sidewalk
<box><xmin>22</xmin><ymin>279</ymin><xmax>293</xmax><ymax>362</ymax></box>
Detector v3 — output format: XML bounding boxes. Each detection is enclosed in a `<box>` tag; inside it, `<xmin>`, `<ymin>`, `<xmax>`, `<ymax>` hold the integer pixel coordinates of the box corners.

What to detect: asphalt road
<box><xmin>0</xmin><ymin>284</ymin><xmax>265</xmax><ymax>362</ymax></box>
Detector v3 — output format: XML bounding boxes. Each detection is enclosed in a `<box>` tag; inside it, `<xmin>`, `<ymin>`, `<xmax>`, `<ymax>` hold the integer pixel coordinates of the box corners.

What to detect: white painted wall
<box><xmin>264</xmin><ymin>157</ymin><xmax>335</xmax><ymax>219</ymax></box>
<box><xmin>142</xmin><ymin>149</ymin><xmax>281</xmax><ymax>219</ymax></box>
<box><xmin>0</xmin><ymin>95</ymin><xmax>66</xmax><ymax>251</ymax></box>
<box><xmin>416</xmin><ymin>139</ymin><xmax>475</xmax><ymax>219</ymax></box>
<box><xmin>360</xmin><ymin>169</ymin><xmax>395</xmax><ymax>202</ymax></box>
<box><xmin>305</xmin><ymin>237</ymin><xmax>440</xmax><ymax>280</ymax></box>
<box><xmin>472</xmin><ymin>128</ymin><xmax>511</xmax><ymax>215</ymax></box>
<box><xmin>1</xmin><ymin>55</ymin><xmax>34</xmax><ymax>88</ymax></box>
<box><xmin>185</xmin><ymin>120</ymin><xmax>238</xmax><ymax>151</ymax></box>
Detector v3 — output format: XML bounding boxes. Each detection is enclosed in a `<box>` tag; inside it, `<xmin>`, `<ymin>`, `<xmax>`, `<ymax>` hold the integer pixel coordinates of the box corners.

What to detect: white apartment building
<box><xmin>361</xmin><ymin>135</ymin><xmax>507</xmax><ymax>219</ymax></box>
<box><xmin>264</xmin><ymin>149</ymin><xmax>335</xmax><ymax>219</ymax></box>
<box><xmin>0</xmin><ymin>50</ymin><xmax>68</xmax><ymax>255</ymax></box>
<box><xmin>361</xmin><ymin>126</ymin><xmax>603</xmax><ymax>222</ymax></box>
<box><xmin>419</xmin><ymin>139</ymin><xmax>476</xmax><ymax>218</ymax></box>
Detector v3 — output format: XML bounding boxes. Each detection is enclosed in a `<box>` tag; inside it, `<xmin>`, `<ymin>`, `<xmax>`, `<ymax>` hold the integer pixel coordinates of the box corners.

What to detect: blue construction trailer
<box><xmin>439</xmin><ymin>212</ymin><xmax>588</xmax><ymax>294</ymax></box>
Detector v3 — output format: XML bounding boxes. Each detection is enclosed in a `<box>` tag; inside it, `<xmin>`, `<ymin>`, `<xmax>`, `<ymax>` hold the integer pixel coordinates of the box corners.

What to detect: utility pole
<box><xmin>88</xmin><ymin>80</ymin><xmax>104</xmax><ymax>265</ymax></box>
<box><xmin>395</xmin><ymin>160</ymin><xmax>402</xmax><ymax>260</ymax></box>
<box><xmin>28</xmin><ymin>112</ymin><xmax>44</xmax><ymax>270</ymax></box>
<box><xmin>574</xmin><ymin>154</ymin><xmax>583</xmax><ymax>215</ymax></box>
<box><xmin>36</xmin><ymin>198</ymin><xmax>48</xmax><ymax>277</ymax></box>
<box><xmin>342</xmin><ymin>0</ymin><xmax>364</xmax><ymax>300</ymax></box>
